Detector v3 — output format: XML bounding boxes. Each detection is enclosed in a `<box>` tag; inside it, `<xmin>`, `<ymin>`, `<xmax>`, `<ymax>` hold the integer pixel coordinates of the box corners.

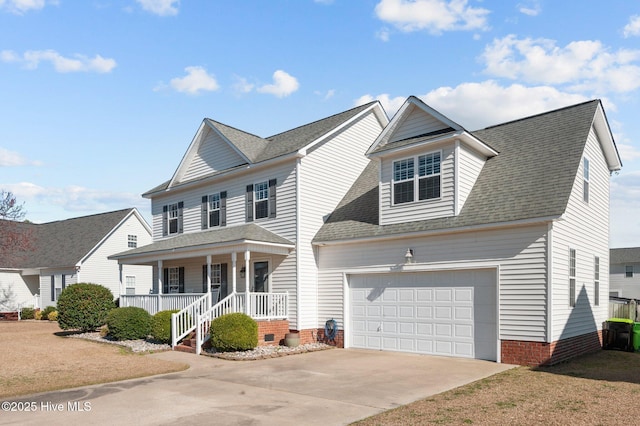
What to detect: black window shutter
<box><xmin>246</xmin><ymin>184</ymin><xmax>254</xmax><ymax>222</ymax></box>
<box><xmin>268</xmin><ymin>179</ymin><xmax>277</xmax><ymax>218</ymax></box>
<box><xmin>163</xmin><ymin>268</ymin><xmax>169</xmax><ymax>294</ymax></box>
<box><xmin>50</xmin><ymin>276</ymin><xmax>55</xmax><ymax>301</ymax></box>
<box><xmin>220</xmin><ymin>191</ymin><xmax>227</xmax><ymax>227</ymax></box>
<box><xmin>178</xmin><ymin>267</ymin><xmax>185</xmax><ymax>293</ymax></box>
<box><xmin>162</xmin><ymin>205</ymin><xmax>168</xmax><ymax>236</ymax></box>
<box><xmin>62</xmin><ymin>274</ymin><xmax>66</xmax><ymax>290</ymax></box>
<box><xmin>202</xmin><ymin>265</ymin><xmax>208</xmax><ymax>293</ymax></box>
<box><xmin>177</xmin><ymin>202</ymin><xmax>184</xmax><ymax>234</ymax></box>
<box><xmin>201</xmin><ymin>196</ymin><xmax>208</xmax><ymax>230</ymax></box>
<box><xmin>221</xmin><ymin>263</ymin><xmax>228</xmax><ymax>299</ymax></box>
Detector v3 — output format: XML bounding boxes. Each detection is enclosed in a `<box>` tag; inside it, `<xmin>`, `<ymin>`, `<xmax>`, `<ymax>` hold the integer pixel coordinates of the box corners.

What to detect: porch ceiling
<box><xmin>109</xmin><ymin>223</ymin><xmax>294</xmax><ymax>264</ymax></box>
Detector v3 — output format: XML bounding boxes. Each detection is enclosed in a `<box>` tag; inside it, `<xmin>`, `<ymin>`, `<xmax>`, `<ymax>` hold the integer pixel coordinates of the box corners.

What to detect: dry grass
<box><xmin>0</xmin><ymin>321</ymin><xmax>188</xmax><ymax>398</ymax></box>
<box><xmin>356</xmin><ymin>350</ymin><xmax>640</xmax><ymax>425</ymax></box>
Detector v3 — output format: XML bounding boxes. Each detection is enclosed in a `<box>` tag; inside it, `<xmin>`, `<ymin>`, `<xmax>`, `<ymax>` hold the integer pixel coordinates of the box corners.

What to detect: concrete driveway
<box><xmin>1</xmin><ymin>349</ymin><xmax>514</xmax><ymax>426</ymax></box>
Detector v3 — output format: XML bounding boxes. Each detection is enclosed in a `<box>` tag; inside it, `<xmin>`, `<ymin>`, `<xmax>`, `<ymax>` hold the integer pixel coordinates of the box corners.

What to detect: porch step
<box><xmin>173</xmin><ymin>332</ymin><xmax>211</xmax><ymax>354</ymax></box>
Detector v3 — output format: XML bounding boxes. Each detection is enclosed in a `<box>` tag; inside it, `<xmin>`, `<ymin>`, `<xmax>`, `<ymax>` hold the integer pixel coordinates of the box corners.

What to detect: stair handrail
<box><xmin>171</xmin><ymin>292</ymin><xmax>211</xmax><ymax>348</ymax></box>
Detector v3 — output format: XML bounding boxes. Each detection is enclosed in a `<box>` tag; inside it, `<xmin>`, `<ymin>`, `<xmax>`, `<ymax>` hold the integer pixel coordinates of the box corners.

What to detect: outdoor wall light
<box><xmin>240</xmin><ymin>267</ymin><xmax>246</xmax><ymax>278</ymax></box>
<box><xmin>405</xmin><ymin>248</ymin><xmax>414</xmax><ymax>264</ymax></box>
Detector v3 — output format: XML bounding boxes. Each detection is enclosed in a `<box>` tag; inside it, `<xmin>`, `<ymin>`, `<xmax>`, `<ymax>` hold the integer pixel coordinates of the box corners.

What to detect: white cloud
<box><xmin>315</xmin><ymin>89</ymin><xmax>336</xmax><ymax>100</ymax></box>
<box><xmin>1</xmin><ymin>49</ymin><xmax>116</xmax><ymax>73</ymax></box>
<box><xmin>232</xmin><ymin>75</ymin><xmax>254</xmax><ymax>94</ymax></box>
<box><xmin>376</xmin><ymin>27</ymin><xmax>391</xmax><ymax>42</ymax></box>
<box><xmin>135</xmin><ymin>0</ymin><xmax>179</xmax><ymax>16</ymax></box>
<box><xmin>257</xmin><ymin>70</ymin><xmax>299</xmax><ymax>98</ymax></box>
<box><xmin>518</xmin><ymin>1</ymin><xmax>541</xmax><ymax>16</ymax></box>
<box><xmin>480</xmin><ymin>35</ymin><xmax>640</xmax><ymax>94</ymax></box>
<box><xmin>168</xmin><ymin>66</ymin><xmax>219</xmax><ymax>95</ymax></box>
<box><xmin>623</xmin><ymin>15</ymin><xmax>640</xmax><ymax>38</ymax></box>
<box><xmin>374</xmin><ymin>0</ymin><xmax>490</xmax><ymax>35</ymax></box>
<box><xmin>357</xmin><ymin>81</ymin><xmax>591</xmax><ymax>130</ymax></box>
<box><xmin>0</xmin><ymin>148</ymin><xmax>42</xmax><ymax>167</ymax></box>
<box><xmin>0</xmin><ymin>0</ymin><xmax>55</xmax><ymax>14</ymax></box>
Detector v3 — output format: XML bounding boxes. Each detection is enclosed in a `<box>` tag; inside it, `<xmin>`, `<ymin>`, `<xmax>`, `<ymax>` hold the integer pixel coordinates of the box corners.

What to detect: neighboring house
<box><xmin>313</xmin><ymin>97</ymin><xmax>621</xmax><ymax>366</ymax></box>
<box><xmin>609</xmin><ymin>247</ymin><xmax>640</xmax><ymax>299</ymax></box>
<box><xmin>0</xmin><ymin>208</ymin><xmax>152</xmax><ymax>310</ymax></box>
<box><xmin>113</xmin><ymin>97</ymin><xmax>621</xmax><ymax>366</ymax></box>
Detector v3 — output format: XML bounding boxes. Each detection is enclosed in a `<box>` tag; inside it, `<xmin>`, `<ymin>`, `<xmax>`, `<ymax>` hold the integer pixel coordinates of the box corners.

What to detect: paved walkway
<box><xmin>0</xmin><ymin>349</ymin><xmax>514</xmax><ymax>425</ymax></box>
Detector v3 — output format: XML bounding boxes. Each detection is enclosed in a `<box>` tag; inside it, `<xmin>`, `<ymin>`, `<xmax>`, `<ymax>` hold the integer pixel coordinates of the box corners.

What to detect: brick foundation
<box><xmin>283</xmin><ymin>328</ymin><xmax>345</xmax><ymax>348</ymax></box>
<box><xmin>0</xmin><ymin>312</ymin><xmax>19</xmax><ymax>321</ymax></box>
<box><xmin>256</xmin><ymin>320</ymin><xmax>289</xmax><ymax>346</ymax></box>
<box><xmin>501</xmin><ymin>330</ymin><xmax>603</xmax><ymax>366</ymax></box>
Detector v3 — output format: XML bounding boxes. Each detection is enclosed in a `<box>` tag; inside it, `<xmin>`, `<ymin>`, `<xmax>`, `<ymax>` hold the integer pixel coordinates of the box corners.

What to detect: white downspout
<box><xmin>244</xmin><ymin>249</ymin><xmax>251</xmax><ymax>316</ymax></box>
<box><xmin>206</xmin><ymin>255</ymin><xmax>212</xmax><ymax>310</ymax></box>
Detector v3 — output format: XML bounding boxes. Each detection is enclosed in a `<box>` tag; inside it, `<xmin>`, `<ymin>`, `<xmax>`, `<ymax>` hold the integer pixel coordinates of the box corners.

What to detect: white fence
<box><xmin>120</xmin><ymin>293</ymin><xmax>204</xmax><ymax>316</ymax></box>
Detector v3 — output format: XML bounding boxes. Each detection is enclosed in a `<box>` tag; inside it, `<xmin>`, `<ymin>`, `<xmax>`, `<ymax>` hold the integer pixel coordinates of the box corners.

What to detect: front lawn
<box><xmin>355</xmin><ymin>350</ymin><xmax>640</xmax><ymax>425</ymax></box>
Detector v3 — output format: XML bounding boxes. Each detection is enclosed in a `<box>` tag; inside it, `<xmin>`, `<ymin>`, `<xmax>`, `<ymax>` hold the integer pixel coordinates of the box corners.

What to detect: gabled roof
<box><xmin>1</xmin><ymin>208</ymin><xmax>146</xmax><ymax>269</ymax></box>
<box><xmin>148</xmin><ymin>102</ymin><xmax>387</xmax><ymax>196</ymax></box>
<box><xmin>314</xmin><ymin>99</ymin><xmax>619</xmax><ymax>243</ymax></box>
<box><xmin>610</xmin><ymin>247</ymin><xmax>640</xmax><ymax>264</ymax></box>
<box><xmin>110</xmin><ymin>223</ymin><xmax>294</xmax><ymax>261</ymax></box>
<box><xmin>367</xmin><ymin>95</ymin><xmax>498</xmax><ymax>158</ymax></box>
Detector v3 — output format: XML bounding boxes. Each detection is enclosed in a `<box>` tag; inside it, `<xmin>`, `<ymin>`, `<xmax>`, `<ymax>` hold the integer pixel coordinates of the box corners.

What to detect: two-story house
<box><xmin>313</xmin><ymin>96</ymin><xmax>621</xmax><ymax>366</ymax></box>
<box><xmin>609</xmin><ymin>247</ymin><xmax>640</xmax><ymax>299</ymax></box>
<box><xmin>110</xmin><ymin>102</ymin><xmax>389</xmax><ymax>342</ymax></box>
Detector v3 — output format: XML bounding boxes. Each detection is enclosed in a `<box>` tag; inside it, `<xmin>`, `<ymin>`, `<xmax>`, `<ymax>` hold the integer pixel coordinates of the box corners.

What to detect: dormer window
<box><xmin>393</xmin><ymin>151</ymin><xmax>441</xmax><ymax>205</ymax></box>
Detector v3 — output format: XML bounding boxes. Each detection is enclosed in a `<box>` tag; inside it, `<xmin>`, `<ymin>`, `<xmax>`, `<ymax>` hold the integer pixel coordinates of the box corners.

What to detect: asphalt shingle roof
<box><xmin>610</xmin><ymin>247</ymin><xmax>640</xmax><ymax>264</ymax></box>
<box><xmin>314</xmin><ymin>100</ymin><xmax>601</xmax><ymax>243</ymax></box>
<box><xmin>110</xmin><ymin>223</ymin><xmax>294</xmax><ymax>259</ymax></box>
<box><xmin>1</xmin><ymin>209</ymin><xmax>133</xmax><ymax>269</ymax></box>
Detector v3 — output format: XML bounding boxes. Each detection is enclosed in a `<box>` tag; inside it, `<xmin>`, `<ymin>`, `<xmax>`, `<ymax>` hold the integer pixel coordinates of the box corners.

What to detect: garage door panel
<box><xmin>350</xmin><ymin>270</ymin><xmax>497</xmax><ymax>361</ymax></box>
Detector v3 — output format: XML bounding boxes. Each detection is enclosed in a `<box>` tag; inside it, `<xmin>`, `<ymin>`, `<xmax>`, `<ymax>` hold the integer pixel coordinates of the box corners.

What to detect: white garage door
<box><xmin>349</xmin><ymin>269</ymin><xmax>497</xmax><ymax>361</ymax></box>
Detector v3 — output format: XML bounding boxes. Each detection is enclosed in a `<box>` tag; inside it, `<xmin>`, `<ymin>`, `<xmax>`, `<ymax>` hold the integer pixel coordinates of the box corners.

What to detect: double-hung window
<box><xmin>393</xmin><ymin>151</ymin><xmax>441</xmax><ymax>205</ymax></box>
<box><xmin>246</xmin><ymin>179</ymin><xmax>276</xmax><ymax>222</ymax></box>
<box><xmin>168</xmin><ymin>267</ymin><xmax>180</xmax><ymax>294</ymax></box>
<box><xmin>168</xmin><ymin>203</ymin><xmax>179</xmax><ymax>234</ymax></box>
<box><xmin>128</xmin><ymin>234</ymin><xmax>137</xmax><ymax>248</ymax></box>
<box><xmin>126</xmin><ymin>276</ymin><xmax>136</xmax><ymax>295</ymax></box>
<box><xmin>569</xmin><ymin>248</ymin><xmax>576</xmax><ymax>307</ymax></box>
<box><xmin>254</xmin><ymin>181</ymin><xmax>269</xmax><ymax>219</ymax></box>
<box><xmin>626</xmin><ymin>265</ymin><xmax>634</xmax><ymax>278</ymax></box>
<box><xmin>208</xmin><ymin>193</ymin><xmax>221</xmax><ymax>227</ymax></box>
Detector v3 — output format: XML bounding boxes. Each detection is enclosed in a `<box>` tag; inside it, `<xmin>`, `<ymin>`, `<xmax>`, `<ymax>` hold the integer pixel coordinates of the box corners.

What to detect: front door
<box><xmin>253</xmin><ymin>261</ymin><xmax>269</xmax><ymax>292</ymax></box>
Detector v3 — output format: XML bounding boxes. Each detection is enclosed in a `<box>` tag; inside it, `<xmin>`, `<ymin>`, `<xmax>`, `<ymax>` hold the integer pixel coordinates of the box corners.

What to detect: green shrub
<box><xmin>47</xmin><ymin>311</ymin><xmax>58</xmax><ymax>321</ymax></box>
<box><xmin>56</xmin><ymin>283</ymin><xmax>115</xmax><ymax>332</ymax></box>
<box><xmin>40</xmin><ymin>306</ymin><xmax>56</xmax><ymax>321</ymax></box>
<box><xmin>210</xmin><ymin>313</ymin><xmax>258</xmax><ymax>352</ymax></box>
<box><xmin>20</xmin><ymin>307</ymin><xmax>35</xmax><ymax>320</ymax></box>
<box><xmin>106</xmin><ymin>307</ymin><xmax>152</xmax><ymax>341</ymax></box>
<box><xmin>150</xmin><ymin>309</ymin><xmax>179</xmax><ymax>343</ymax></box>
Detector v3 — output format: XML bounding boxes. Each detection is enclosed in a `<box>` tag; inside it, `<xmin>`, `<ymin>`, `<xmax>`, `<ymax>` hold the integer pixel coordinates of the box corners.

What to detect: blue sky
<box><xmin>1</xmin><ymin>0</ymin><xmax>639</xmax><ymax>247</ymax></box>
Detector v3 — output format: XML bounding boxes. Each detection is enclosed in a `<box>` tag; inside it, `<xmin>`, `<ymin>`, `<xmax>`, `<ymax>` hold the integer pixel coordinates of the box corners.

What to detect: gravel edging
<box><xmin>203</xmin><ymin>343</ymin><xmax>335</xmax><ymax>360</ymax></box>
<box><xmin>67</xmin><ymin>331</ymin><xmax>335</xmax><ymax>359</ymax></box>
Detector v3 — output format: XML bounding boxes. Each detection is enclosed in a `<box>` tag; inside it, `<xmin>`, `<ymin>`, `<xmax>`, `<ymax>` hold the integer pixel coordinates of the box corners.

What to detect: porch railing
<box><xmin>194</xmin><ymin>292</ymin><xmax>288</xmax><ymax>355</ymax></box>
<box><xmin>170</xmin><ymin>292</ymin><xmax>211</xmax><ymax>348</ymax></box>
<box><xmin>120</xmin><ymin>293</ymin><xmax>204</xmax><ymax>316</ymax></box>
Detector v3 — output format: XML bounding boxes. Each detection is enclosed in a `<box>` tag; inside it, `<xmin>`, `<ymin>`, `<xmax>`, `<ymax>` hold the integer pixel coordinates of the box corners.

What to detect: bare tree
<box><xmin>0</xmin><ymin>190</ymin><xmax>33</xmax><ymax>259</ymax></box>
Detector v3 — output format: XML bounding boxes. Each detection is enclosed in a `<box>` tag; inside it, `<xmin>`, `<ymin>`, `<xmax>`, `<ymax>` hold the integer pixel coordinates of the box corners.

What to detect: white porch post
<box><xmin>157</xmin><ymin>260</ymin><xmax>163</xmax><ymax>312</ymax></box>
<box><xmin>231</xmin><ymin>252</ymin><xmax>237</xmax><ymax>312</ymax></box>
<box><xmin>244</xmin><ymin>249</ymin><xmax>250</xmax><ymax>316</ymax></box>
<box><xmin>206</xmin><ymin>255</ymin><xmax>212</xmax><ymax>310</ymax></box>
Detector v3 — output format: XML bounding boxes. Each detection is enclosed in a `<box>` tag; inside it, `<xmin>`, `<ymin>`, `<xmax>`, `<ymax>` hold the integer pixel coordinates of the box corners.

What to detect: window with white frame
<box><xmin>125</xmin><ymin>276</ymin><xmax>136</xmax><ymax>295</ymax></box>
<box><xmin>594</xmin><ymin>256</ymin><xmax>600</xmax><ymax>306</ymax></box>
<box><xmin>583</xmin><ymin>157</ymin><xmax>590</xmax><ymax>203</ymax></box>
<box><xmin>168</xmin><ymin>267</ymin><xmax>180</xmax><ymax>293</ymax></box>
<box><xmin>393</xmin><ymin>151</ymin><xmax>441</xmax><ymax>205</ymax></box>
<box><xmin>626</xmin><ymin>265</ymin><xmax>634</xmax><ymax>278</ymax></box>
<box><xmin>168</xmin><ymin>203</ymin><xmax>179</xmax><ymax>235</ymax></box>
<box><xmin>128</xmin><ymin>234</ymin><xmax>137</xmax><ymax>248</ymax></box>
<box><xmin>569</xmin><ymin>248</ymin><xmax>576</xmax><ymax>307</ymax></box>
<box><xmin>211</xmin><ymin>264</ymin><xmax>221</xmax><ymax>290</ymax></box>
<box><xmin>208</xmin><ymin>193</ymin><xmax>221</xmax><ymax>227</ymax></box>
<box><xmin>254</xmin><ymin>181</ymin><xmax>269</xmax><ymax>219</ymax></box>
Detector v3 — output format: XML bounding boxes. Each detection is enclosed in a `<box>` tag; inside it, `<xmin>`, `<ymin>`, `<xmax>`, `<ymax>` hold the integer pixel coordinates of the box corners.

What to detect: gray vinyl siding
<box><xmin>380</xmin><ymin>144</ymin><xmax>455</xmax><ymax>225</ymax></box>
<box><xmin>297</xmin><ymin>111</ymin><xmax>384</xmax><ymax>329</ymax></box>
<box><xmin>181</xmin><ymin>127</ymin><xmax>247</xmax><ymax>183</ymax></box>
<box><xmin>610</xmin><ymin>263</ymin><xmax>640</xmax><ymax>298</ymax></box>
<box><xmin>317</xmin><ymin>224</ymin><xmax>549</xmax><ymax>341</ymax></box>
<box><xmin>457</xmin><ymin>144</ymin><xmax>486</xmax><ymax>215</ymax></box>
<box><xmin>38</xmin><ymin>269</ymin><xmax>77</xmax><ymax>308</ymax></box>
<box><xmin>550</xmin><ymin>126</ymin><xmax>610</xmax><ymax>341</ymax></box>
<box><xmin>389</xmin><ymin>105</ymin><xmax>450</xmax><ymax>143</ymax></box>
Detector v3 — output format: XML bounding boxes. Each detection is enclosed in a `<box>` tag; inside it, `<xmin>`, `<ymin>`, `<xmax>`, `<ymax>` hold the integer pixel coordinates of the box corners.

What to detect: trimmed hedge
<box><xmin>20</xmin><ymin>307</ymin><xmax>35</xmax><ymax>320</ymax></box>
<box><xmin>106</xmin><ymin>307</ymin><xmax>152</xmax><ymax>341</ymax></box>
<box><xmin>40</xmin><ymin>306</ymin><xmax>56</xmax><ymax>321</ymax></box>
<box><xmin>57</xmin><ymin>283</ymin><xmax>115</xmax><ymax>332</ymax></box>
<box><xmin>210</xmin><ymin>313</ymin><xmax>258</xmax><ymax>352</ymax></box>
<box><xmin>150</xmin><ymin>309</ymin><xmax>179</xmax><ymax>343</ymax></box>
